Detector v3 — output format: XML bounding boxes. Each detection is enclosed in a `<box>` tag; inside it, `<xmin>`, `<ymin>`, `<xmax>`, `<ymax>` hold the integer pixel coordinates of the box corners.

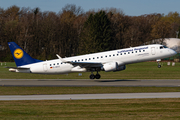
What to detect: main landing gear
<box><xmin>89</xmin><ymin>71</ymin><xmax>101</xmax><ymax>79</ymax></box>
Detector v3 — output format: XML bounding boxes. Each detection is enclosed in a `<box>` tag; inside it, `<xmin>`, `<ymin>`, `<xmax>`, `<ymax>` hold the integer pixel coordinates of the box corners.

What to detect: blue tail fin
<box><xmin>8</xmin><ymin>42</ymin><xmax>42</xmax><ymax>67</ymax></box>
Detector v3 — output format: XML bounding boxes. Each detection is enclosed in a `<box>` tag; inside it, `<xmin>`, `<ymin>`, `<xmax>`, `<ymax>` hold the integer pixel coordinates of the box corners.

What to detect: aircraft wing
<box><xmin>70</xmin><ymin>62</ymin><xmax>103</xmax><ymax>68</ymax></box>
<box><xmin>56</xmin><ymin>54</ymin><xmax>103</xmax><ymax>68</ymax></box>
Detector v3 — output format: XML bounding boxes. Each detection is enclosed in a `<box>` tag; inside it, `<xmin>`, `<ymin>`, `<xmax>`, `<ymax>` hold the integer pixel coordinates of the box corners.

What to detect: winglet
<box><xmin>56</xmin><ymin>54</ymin><xmax>70</xmax><ymax>63</ymax></box>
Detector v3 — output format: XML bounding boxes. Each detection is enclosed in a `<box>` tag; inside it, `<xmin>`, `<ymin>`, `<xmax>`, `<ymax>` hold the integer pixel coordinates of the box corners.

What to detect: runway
<box><xmin>0</xmin><ymin>79</ymin><xmax>180</xmax><ymax>87</ymax></box>
<box><xmin>1</xmin><ymin>92</ymin><xmax>180</xmax><ymax>100</ymax></box>
<box><xmin>1</xmin><ymin>79</ymin><xmax>180</xmax><ymax>100</ymax></box>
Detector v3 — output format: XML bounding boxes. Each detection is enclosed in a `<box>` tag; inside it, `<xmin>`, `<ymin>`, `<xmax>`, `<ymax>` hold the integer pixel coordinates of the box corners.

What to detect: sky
<box><xmin>0</xmin><ymin>0</ymin><xmax>180</xmax><ymax>16</ymax></box>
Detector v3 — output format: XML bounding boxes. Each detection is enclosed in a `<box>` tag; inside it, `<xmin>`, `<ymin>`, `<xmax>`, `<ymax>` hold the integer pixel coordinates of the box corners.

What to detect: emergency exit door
<box><xmin>151</xmin><ymin>47</ymin><xmax>156</xmax><ymax>55</ymax></box>
<box><xmin>43</xmin><ymin>63</ymin><xmax>48</xmax><ymax>72</ymax></box>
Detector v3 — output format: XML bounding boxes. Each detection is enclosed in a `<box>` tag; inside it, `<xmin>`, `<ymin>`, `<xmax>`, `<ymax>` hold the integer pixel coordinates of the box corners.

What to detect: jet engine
<box><xmin>103</xmin><ymin>62</ymin><xmax>126</xmax><ymax>72</ymax></box>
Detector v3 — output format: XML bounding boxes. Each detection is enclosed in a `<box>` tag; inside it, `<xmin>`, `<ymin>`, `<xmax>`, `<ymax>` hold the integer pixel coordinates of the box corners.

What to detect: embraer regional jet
<box><xmin>8</xmin><ymin>42</ymin><xmax>177</xmax><ymax>79</ymax></box>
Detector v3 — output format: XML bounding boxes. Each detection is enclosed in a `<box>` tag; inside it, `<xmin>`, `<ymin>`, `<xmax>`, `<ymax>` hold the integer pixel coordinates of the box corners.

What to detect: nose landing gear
<box><xmin>156</xmin><ymin>59</ymin><xmax>161</xmax><ymax>68</ymax></box>
<box><xmin>157</xmin><ymin>64</ymin><xmax>161</xmax><ymax>68</ymax></box>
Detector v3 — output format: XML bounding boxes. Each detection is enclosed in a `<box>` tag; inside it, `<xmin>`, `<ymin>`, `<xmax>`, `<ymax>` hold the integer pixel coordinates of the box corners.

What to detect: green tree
<box><xmin>79</xmin><ymin>10</ymin><xmax>113</xmax><ymax>54</ymax></box>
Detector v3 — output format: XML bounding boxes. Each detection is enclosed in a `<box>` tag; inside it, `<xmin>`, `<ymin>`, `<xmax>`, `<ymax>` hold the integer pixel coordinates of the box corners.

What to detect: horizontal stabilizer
<box><xmin>5</xmin><ymin>66</ymin><xmax>29</xmax><ymax>69</ymax></box>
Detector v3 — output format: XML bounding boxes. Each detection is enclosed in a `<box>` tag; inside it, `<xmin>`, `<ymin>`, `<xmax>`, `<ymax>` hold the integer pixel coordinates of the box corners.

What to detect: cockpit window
<box><xmin>160</xmin><ymin>46</ymin><xmax>168</xmax><ymax>49</ymax></box>
<box><xmin>163</xmin><ymin>45</ymin><xmax>168</xmax><ymax>48</ymax></box>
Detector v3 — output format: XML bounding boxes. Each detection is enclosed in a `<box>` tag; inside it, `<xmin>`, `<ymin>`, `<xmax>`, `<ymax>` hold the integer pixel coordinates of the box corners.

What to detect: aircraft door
<box><xmin>43</xmin><ymin>63</ymin><xmax>48</xmax><ymax>72</ymax></box>
<box><xmin>151</xmin><ymin>47</ymin><xmax>155</xmax><ymax>55</ymax></box>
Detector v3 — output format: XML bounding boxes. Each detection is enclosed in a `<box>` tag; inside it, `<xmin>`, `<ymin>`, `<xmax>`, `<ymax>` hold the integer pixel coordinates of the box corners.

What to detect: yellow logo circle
<box><xmin>14</xmin><ymin>49</ymin><xmax>23</xmax><ymax>59</ymax></box>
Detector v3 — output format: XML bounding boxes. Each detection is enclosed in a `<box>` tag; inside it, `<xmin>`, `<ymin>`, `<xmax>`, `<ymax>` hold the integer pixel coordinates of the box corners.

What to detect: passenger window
<box><xmin>75</xmin><ymin>60</ymin><xmax>77</xmax><ymax>62</ymax></box>
<box><xmin>97</xmin><ymin>57</ymin><xmax>99</xmax><ymax>59</ymax></box>
<box><xmin>109</xmin><ymin>55</ymin><xmax>111</xmax><ymax>57</ymax></box>
<box><xmin>113</xmin><ymin>54</ymin><xmax>115</xmax><ymax>56</ymax></box>
<box><xmin>124</xmin><ymin>53</ymin><xmax>126</xmax><ymax>55</ymax></box>
<box><xmin>85</xmin><ymin>59</ymin><xmax>87</xmax><ymax>61</ymax></box>
<box><xmin>105</xmin><ymin>55</ymin><xmax>107</xmax><ymax>57</ymax></box>
<box><xmin>139</xmin><ymin>50</ymin><xmax>141</xmax><ymax>52</ymax></box>
<box><xmin>78</xmin><ymin>60</ymin><xmax>80</xmax><ymax>62</ymax></box>
<box><xmin>143</xmin><ymin>50</ymin><xmax>145</xmax><ymax>52</ymax></box>
<box><xmin>132</xmin><ymin>52</ymin><xmax>133</xmax><ymax>53</ymax></box>
<box><xmin>160</xmin><ymin>46</ymin><xmax>163</xmax><ymax>49</ymax></box>
<box><xmin>135</xmin><ymin>51</ymin><xmax>137</xmax><ymax>53</ymax></box>
<box><xmin>57</xmin><ymin>63</ymin><xmax>59</xmax><ymax>65</ymax></box>
<box><xmin>50</xmin><ymin>64</ymin><xmax>51</xmax><ymax>66</ymax></box>
<box><xmin>121</xmin><ymin>53</ymin><xmax>122</xmax><ymax>55</ymax></box>
<box><xmin>82</xmin><ymin>59</ymin><xmax>83</xmax><ymax>61</ymax></box>
<box><xmin>101</xmin><ymin>56</ymin><xmax>103</xmax><ymax>58</ymax></box>
<box><xmin>89</xmin><ymin>58</ymin><xmax>91</xmax><ymax>60</ymax></box>
<box><xmin>53</xmin><ymin>64</ymin><xmax>55</xmax><ymax>65</ymax></box>
<box><xmin>117</xmin><ymin>54</ymin><xmax>119</xmax><ymax>56</ymax></box>
<box><xmin>93</xmin><ymin>57</ymin><xmax>95</xmax><ymax>59</ymax></box>
<box><xmin>128</xmin><ymin>52</ymin><xmax>130</xmax><ymax>54</ymax></box>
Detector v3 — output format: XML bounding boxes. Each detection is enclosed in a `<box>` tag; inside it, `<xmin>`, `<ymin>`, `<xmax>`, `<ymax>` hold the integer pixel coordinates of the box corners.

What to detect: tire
<box><xmin>89</xmin><ymin>74</ymin><xmax>95</xmax><ymax>79</ymax></box>
<box><xmin>158</xmin><ymin>65</ymin><xmax>161</xmax><ymax>68</ymax></box>
<box><xmin>95</xmin><ymin>74</ymin><xmax>101</xmax><ymax>79</ymax></box>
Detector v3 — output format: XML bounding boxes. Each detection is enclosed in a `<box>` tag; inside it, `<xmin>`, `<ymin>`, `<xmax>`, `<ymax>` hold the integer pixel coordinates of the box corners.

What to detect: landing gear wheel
<box><xmin>156</xmin><ymin>59</ymin><xmax>161</xmax><ymax>68</ymax></box>
<box><xmin>95</xmin><ymin>74</ymin><xmax>101</xmax><ymax>79</ymax></box>
<box><xmin>89</xmin><ymin>74</ymin><xmax>95</xmax><ymax>79</ymax></box>
<box><xmin>158</xmin><ymin>65</ymin><xmax>161</xmax><ymax>68</ymax></box>
<box><xmin>89</xmin><ymin>70</ymin><xmax>101</xmax><ymax>79</ymax></box>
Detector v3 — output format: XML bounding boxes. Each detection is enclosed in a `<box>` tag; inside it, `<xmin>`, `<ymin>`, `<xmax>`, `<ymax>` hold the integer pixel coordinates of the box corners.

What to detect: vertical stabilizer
<box><xmin>8</xmin><ymin>42</ymin><xmax>42</xmax><ymax>67</ymax></box>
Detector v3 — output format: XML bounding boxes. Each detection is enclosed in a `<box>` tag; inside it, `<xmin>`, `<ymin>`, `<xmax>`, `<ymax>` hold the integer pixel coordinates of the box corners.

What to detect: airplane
<box><xmin>7</xmin><ymin>42</ymin><xmax>177</xmax><ymax>79</ymax></box>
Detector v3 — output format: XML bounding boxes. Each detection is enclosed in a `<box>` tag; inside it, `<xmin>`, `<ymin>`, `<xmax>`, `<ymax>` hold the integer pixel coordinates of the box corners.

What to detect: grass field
<box><xmin>1</xmin><ymin>62</ymin><xmax>180</xmax><ymax>119</ymax></box>
<box><xmin>1</xmin><ymin>61</ymin><xmax>180</xmax><ymax>79</ymax></box>
<box><xmin>0</xmin><ymin>99</ymin><xmax>180</xmax><ymax>119</ymax></box>
<box><xmin>0</xmin><ymin>86</ymin><xmax>180</xmax><ymax>95</ymax></box>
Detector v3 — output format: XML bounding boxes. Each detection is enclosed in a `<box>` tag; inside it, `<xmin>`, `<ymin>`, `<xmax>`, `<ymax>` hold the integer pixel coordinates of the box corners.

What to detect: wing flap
<box><xmin>71</xmin><ymin>62</ymin><xmax>103</xmax><ymax>68</ymax></box>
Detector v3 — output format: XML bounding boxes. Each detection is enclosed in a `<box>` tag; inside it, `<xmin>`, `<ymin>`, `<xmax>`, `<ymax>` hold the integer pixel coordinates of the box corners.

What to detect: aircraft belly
<box><xmin>123</xmin><ymin>53</ymin><xmax>150</xmax><ymax>64</ymax></box>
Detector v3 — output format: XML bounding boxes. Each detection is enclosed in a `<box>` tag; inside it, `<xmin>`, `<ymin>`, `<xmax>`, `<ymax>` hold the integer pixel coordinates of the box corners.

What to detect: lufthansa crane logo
<box><xmin>14</xmin><ymin>49</ymin><xmax>23</xmax><ymax>59</ymax></box>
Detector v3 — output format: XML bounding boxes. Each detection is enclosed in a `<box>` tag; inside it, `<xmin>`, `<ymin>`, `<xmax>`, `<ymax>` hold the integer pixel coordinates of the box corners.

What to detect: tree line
<box><xmin>0</xmin><ymin>4</ymin><xmax>180</xmax><ymax>61</ymax></box>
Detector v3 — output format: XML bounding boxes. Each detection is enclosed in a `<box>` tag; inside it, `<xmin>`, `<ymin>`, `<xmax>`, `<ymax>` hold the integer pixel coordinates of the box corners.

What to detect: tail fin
<box><xmin>8</xmin><ymin>42</ymin><xmax>42</xmax><ymax>67</ymax></box>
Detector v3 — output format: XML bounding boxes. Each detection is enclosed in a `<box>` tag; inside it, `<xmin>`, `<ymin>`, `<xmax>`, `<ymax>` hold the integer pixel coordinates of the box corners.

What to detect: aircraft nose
<box><xmin>170</xmin><ymin>49</ymin><xmax>177</xmax><ymax>55</ymax></box>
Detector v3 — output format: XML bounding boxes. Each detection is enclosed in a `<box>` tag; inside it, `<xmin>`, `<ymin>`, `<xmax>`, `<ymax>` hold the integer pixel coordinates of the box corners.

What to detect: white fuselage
<box><xmin>13</xmin><ymin>44</ymin><xmax>176</xmax><ymax>74</ymax></box>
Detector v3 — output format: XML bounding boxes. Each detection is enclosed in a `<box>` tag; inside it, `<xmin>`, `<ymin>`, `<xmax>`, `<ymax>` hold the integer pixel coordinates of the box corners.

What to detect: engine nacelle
<box><xmin>103</xmin><ymin>62</ymin><xmax>126</xmax><ymax>72</ymax></box>
<box><xmin>103</xmin><ymin>62</ymin><xmax>117</xmax><ymax>72</ymax></box>
<box><xmin>115</xmin><ymin>65</ymin><xmax>126</xmax><ymax>72</ymax></box>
